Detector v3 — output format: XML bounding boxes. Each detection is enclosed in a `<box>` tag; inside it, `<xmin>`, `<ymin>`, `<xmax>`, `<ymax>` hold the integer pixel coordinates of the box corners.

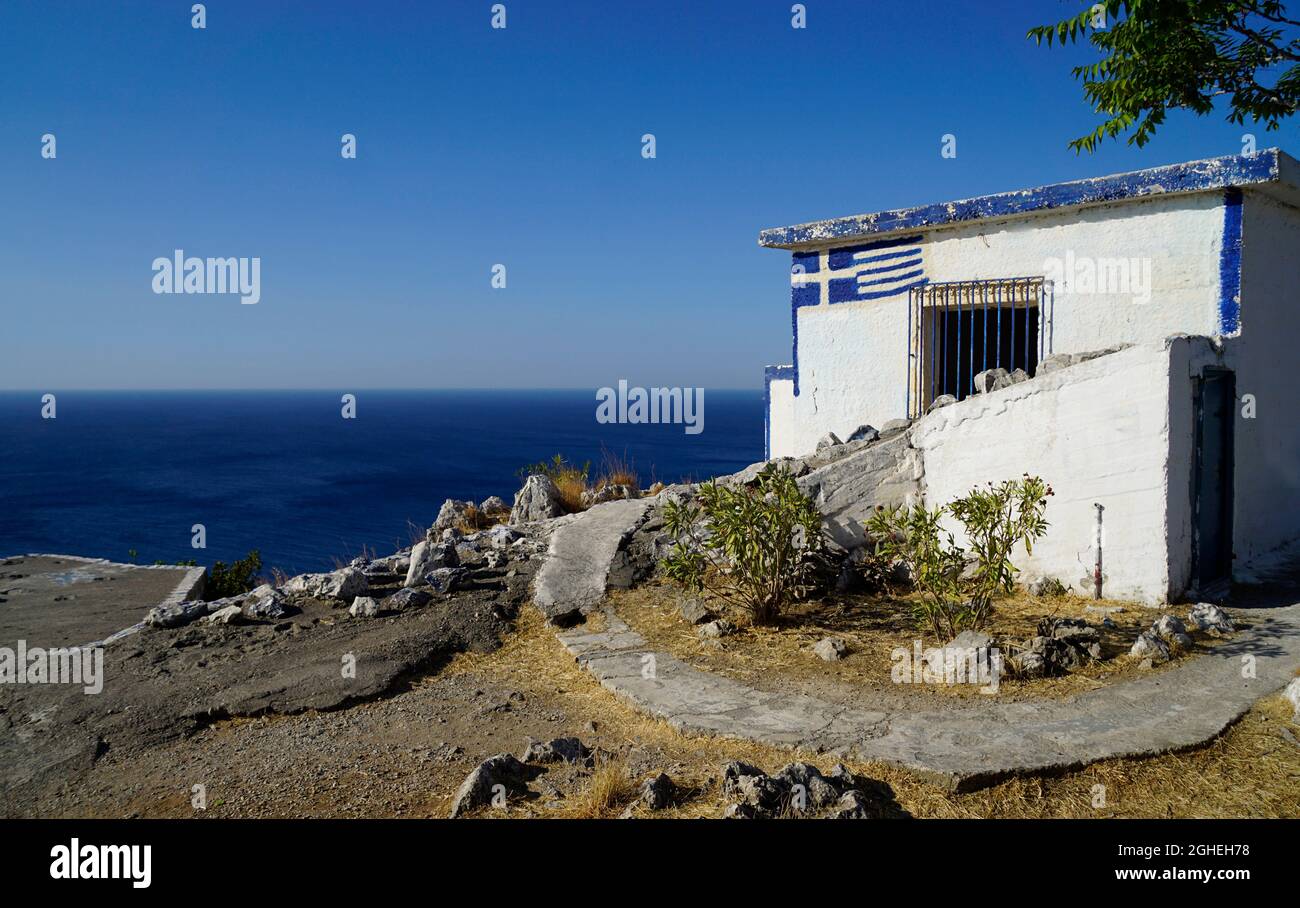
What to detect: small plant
<box><xmin>595</xmin><ymin>446</ymin><xmax>640</xmax><ymax>494</ymax></box>
<box><xmin>949</xmin><ymin>475</ymin><xmax>1052</xmax><ymax>627</ymax></box>
<box><xmin>868</xmin><ymin>476</ymin><xmax>1051</xmax><ymax>637</ymax></box>
<box><xmin>518</xmin><ymin>454</ymin><xmax>591</xmax><ymax>513</ymax></box>
<box><xmin>663</xmin><ymin>463</ymin><xmax>826</xmax><ymax>626</ymax></box>
<box><xmin>205</xmin><ymin>549</ymin><xmax>264</xmax><ymax>600</ymax></box>
<box><xmin>867</xmin><ymin>504</ymin><xmax>967</xmax><ymax>637</ymax></box>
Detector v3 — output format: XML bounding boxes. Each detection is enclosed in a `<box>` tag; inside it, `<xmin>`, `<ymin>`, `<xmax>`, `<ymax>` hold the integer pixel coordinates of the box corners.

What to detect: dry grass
<box><xmin>595</xmin><ymin>447</ymin><xmax>640</xmax><ymax>494</ymax></box>
<box><xmin>557</xmin><ymin>758</ymin><xmax>639</xmax><ymax>818</ymax></box>
<box><xmin>440</xmin><ymin>607</ymin><xmax>1300</xmax><ymax>819</ymax></box>
<box><xmin>553</xmin><ymin>474</ymin><xmax>589</xmax><ymax>513</ymax></box>
<box><xmin>608</xmin><ymin>580</ymin><xmax>1220</xmax><ymax>703</ymax></box>
<box><xmin>454</xmin><ymin>504</ymin><xmax>506</xmax><ymax>535</ymax></box>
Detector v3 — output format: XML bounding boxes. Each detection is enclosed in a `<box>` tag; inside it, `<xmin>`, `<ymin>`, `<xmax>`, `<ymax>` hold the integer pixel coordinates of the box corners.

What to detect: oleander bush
<box><xmin>663</xmin><ymin>463</ymin><xmax>826</xmax><ymax>625</ymax></box>
<box><xmin>867</xmin><ymin>475</ymin><xmax>1051</xmax><ymax>637</ymax></box>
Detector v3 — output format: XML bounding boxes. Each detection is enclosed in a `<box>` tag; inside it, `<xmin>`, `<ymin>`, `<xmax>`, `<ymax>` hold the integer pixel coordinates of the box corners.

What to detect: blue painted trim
<box><xmin>854</xmin><ymin>246</ymin><xmax>923</xmax><ymax>265</ymax></box>
<box><xmin>828</xmin><ymin>234</ymin><xmax>923</xmax><ymax>269</ymax></box>
<box><xmin>1219</xmin><ymin>188</ymin><xmax>1243</xmax><ymax>335</ymax></box>
<box><xmin>763</xmin><ymin>364</ymin><xmax>796</xmax><ymax>459</ymax></box>
<box><xmin>857</xmin><ymin>255</ymin><xmax>923</xmax><ymax>276</ymax></box>
<box><xmin>759</xmin><ymin>150</ymin><xmax>1286</xmax><ymax>249</ymax></box>
<box><xmin>853</xmin><ymin>277</ymin><xmax>928</xmax><ymax>302</ymax></box>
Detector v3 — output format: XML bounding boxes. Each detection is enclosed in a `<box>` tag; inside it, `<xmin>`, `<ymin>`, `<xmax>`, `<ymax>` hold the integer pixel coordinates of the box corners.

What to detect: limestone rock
<box><xmin>349</xmin><ymin>596</ymin><xmax>380</xmax><ymax>619</ymax></box>
<box><xmin>879</xmin><ymin>418</ymin><xmax>911</xmax><ymax>436</ymax></box>
<box><xmin>431</xmin><ymin>499</ymin><xmax>474</xmax><ymax>535</ymax></box>
<box><xmin>479</xmin><ymin>495</ymin><xmax>509</xmax><ymax>514</ymax></box>
<box><xmin>1015</xmin><ymin>623</ymin><xmax>1098</xmax><ymax>677</ymax></box>
<box><xmin>145</xmin><ymin>599</ymin><xmax>214</xmax><ymax>629</ymax></box>
<box><xmin>1188</xmin><ymin>602</ymin><xmax>1235</xmax><ymax>635</ymax></box>
<box><xmin>640</xmin><ymin>773</ymin><xmax>676</xmax><ymax>810</ymax></box>
<box><xmin>1284</xmin><ymin>677</ymin><xmax>1300</xmax><ymax>720</ymax></box>
<box><xmin>679</xmin><ymin>598</ymin><xmax>714</xmax><ymax>625</ymax></box>
<box><xmin>1152</xmin><ymin>614</ymin><xmax>1193</xmax><ymax>650</ymax></box>
<box><xmin>973</xmin><ymin>367</ymin><xmax>1013</xmax><ymax>395</ymax></box>
<box><xmin>385</xmin><ymin>587</ymin><xmax>432</xmax><ymax>611</ymax></box>
<box><xmin>510</xmin><ymin>474</ymin><xmax>564</xmax><ymax>524</ymax></box>
<box><xmin>698</xmin><ymin>618</ymin><xmax>736</xmax><ymax>639</ymax></box>
<box><xmin>404</xmin><ymin>540</ymin><xmax>460</xmax><ymax>587</ymax></box>
<box><xmin>425</xmin><ymin>567</ymin><xmax>468</xmax><ymax>594</ymax></box>
<box><xmin>204</xmin><ymin>604</ymin><xmax>244</xmax><ymax>626</ymax></box>
<box><xmin>813</xmin><ymin>637</ymin><xmax>849</xmax><ymax>661</ymax></box>
<box><xmin>243</xmin><ymin>585</ymin><xmax>288</xmax><ymax>620</ymax></box>
<box><xmin>1039</xmin><ymin>616</ymin><xmax>1102</xmax><ymax>662</ymax></box>
<box><xmin>282</xmin><ymin>567</ymin><xmax>368</xmax><ymax>602</ymax></box>
<box><xmin>448</xmin><ymin>754</ymin><xmax>541</xmax><ymax>818</ymax></box>
<box><xmin>1130</xmin><ymin>630</ymin><xmax>1171</xmax><ymax>663</ymax></box>
<box><xmin>947</xmin><ymin>630</ymin><xmax>993</xmax><ymax>652</ymax></box>
<box><xmin>816</xmin><ymin>432</ymin><xmax>843</xmax><ymax>451</ymax></box>
<box><xmin>1028</xmin><ymin>576</ymin><xmax>1067</xmax><ymax>597</ymax></box>
<box><xmin>486</xmin><ymin>524</ymin><xmax>521</xmax><ymax>549</ymax></box>
<box><xmin>520</xmin><ymin>737</ymin><xmax>593</xmax><ymax>766</ymax></box>
<box><xmin>829</xmin><ymin>790</ymin><xmax>873</xmax><ymax>819</ymax></box>
<box><xmin>582</xmin><ymin>484</ymin><xmax>638</xmax><ymax>507</ymax></box>
<box><xmin>720</xmin><ymin>760</ymin><xmax>892</xmax><ymax>819</ymax></box>
<box><xmin>846</xmin><ymin>424</ymin><xmax>879</xmax><ymax>444</ymax></box>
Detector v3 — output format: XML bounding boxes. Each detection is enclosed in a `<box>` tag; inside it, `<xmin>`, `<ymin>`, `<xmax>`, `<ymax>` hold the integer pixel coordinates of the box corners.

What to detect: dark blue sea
<box><xmin>0</xmin><ymin>390</ymin><xmax>762</xmax><ymax>576</ymax></box>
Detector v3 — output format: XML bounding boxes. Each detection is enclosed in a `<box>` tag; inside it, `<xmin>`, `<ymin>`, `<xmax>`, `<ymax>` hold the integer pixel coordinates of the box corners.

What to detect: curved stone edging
<box><xmin>556</xmin><ymin>608</ymin><xmax>1300</xmax><ymax>791</ymax></box>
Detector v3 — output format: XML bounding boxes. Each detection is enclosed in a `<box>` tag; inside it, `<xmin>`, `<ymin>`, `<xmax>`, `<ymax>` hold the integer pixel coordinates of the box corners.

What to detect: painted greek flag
<box><xmin>791</xmin><ymin>234</ymin><xmax>926</xmax><ymax>307</ymax></box>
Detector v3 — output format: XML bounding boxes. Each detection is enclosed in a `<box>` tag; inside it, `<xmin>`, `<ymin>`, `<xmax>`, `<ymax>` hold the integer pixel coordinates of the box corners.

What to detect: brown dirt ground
<box><xmin>606</xmin><ymin>579</ymin><xmax>1233</xmax><ymax>704</ymax></box>
<box><xmin>18</xmin><ymin>608</ymin><xmax>1300</xmax><ymax>820</ymax></box>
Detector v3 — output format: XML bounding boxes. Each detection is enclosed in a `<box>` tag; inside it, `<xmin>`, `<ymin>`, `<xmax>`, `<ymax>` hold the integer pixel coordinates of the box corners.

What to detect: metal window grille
<box><xmin>906</xmin><ymin>277</ymin><xmax>1053</xmax><ymax>418</ymax></box>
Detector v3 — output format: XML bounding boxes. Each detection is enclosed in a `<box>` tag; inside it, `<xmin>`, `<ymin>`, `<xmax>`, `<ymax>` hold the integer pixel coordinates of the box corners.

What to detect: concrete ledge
<box><xmin>10</xmin><ymin>554</ymin><xmax>207</xmax><ymax>648</ymax></box>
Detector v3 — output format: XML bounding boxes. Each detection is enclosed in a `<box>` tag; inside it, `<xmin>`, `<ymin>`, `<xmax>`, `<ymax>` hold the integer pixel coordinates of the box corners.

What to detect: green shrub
<box><xmin>662</xmin><ymin>464</ymin><xmax>825</xmax><ymax>625</ymax></box>
<box><xmin>206</xmin><ymin>550</ymin><xmax>263</xmax><ymax>600</ymax></box>
<box><xmin>867</xmin><ymin>476</ymin><xmax>1051</xmax><ymax>637</ymax></box>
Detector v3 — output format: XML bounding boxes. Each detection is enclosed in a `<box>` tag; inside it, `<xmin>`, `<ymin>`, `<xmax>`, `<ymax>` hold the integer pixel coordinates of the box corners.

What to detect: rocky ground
<box><xmin>3</xmin><ymin>472</ymin><xmax>1299</xmax><ymax>820</ymax></box>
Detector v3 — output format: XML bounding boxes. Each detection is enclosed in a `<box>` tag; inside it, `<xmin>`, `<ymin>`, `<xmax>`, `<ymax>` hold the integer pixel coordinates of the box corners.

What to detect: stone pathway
<box><xmin>531</xmin><ymin>498</ymin><xmax>653</xmax><ymax>625</ymax></box>
<box><xmin>557</xmin><ymin>608</ymin><xmax>1300</xmax><ymax>790</ymax></box>
<box><xmin>533</xmin><ymin>501</ymin><xmax>1300</xmax><ymax>790</ymax></box>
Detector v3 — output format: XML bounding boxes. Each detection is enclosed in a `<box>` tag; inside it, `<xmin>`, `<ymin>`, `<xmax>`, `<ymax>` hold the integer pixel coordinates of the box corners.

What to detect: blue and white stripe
<box><xmin>791</xmin><ymin>234</ymin><xmax>927</xmax><ymax>307</ymax></box>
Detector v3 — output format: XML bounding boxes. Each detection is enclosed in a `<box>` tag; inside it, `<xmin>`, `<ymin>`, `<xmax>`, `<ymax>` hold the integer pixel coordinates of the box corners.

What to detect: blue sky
<box><xmin>1</xmin><ymin>0</ymin><xmax>1295</xmax><ymax>390</ymax></box>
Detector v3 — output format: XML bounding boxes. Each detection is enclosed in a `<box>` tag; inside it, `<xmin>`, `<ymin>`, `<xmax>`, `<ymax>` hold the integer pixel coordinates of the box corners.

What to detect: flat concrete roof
<box><xmin>759</xmin><ymin>148</ymin><xmax>1300</xmax><ymax>251</ymax></box>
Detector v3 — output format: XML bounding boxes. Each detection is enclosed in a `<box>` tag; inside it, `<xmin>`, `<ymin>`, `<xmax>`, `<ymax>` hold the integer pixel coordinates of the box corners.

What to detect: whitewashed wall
<box><xmin>771</xmin><ymin>191</ymin><xmax>1228</xmax><ymax>458</ymax></box>
<box><xmin>1231</xmin><ymin>193</ymin><xmax>1300</xmax><ymax>575</ymax></box>
<box><xmin>911</xmin><ymin>344</ymin><xmax>1177</xmax><ymax>603</ymax></box>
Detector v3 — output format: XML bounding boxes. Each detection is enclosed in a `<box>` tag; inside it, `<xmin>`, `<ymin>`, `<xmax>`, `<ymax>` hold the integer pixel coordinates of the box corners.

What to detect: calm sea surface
<box><xmin>0</xmin><ymin>390</ymin><xmax>762</xmax><ymax>575</ymax></box>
